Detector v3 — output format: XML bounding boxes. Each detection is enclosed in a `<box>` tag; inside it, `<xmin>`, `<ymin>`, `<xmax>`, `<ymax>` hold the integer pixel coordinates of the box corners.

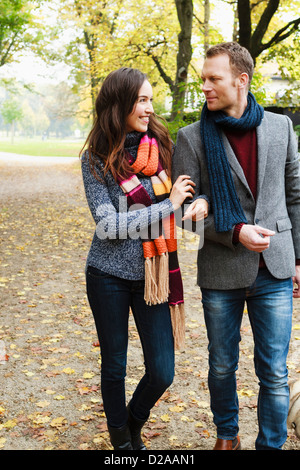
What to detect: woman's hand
<box><xmin>182</xmin><ymin>198</ymin><xmax>209</xmax><ymax>221</ymax></box>
<box><xmin>169</xmin><ymin>175</ymin><xmax>195</xmax><ymax>211</ymax></box>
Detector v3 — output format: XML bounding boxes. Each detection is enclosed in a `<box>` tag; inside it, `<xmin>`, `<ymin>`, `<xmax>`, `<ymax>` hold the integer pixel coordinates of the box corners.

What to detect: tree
<box><xmin>236</xmin><ymin>0</ymin><xmax>300</xmax><ymax>62</ymax></box>
<box><xmin>1</xmin><ymin>98</ymin><xmax>23</xmax><ymax>142</ymax></box>
<box><xmin>193</xmin><ymin>0</ymin><xmax>211</xmax><ymax>52</ymax></box>
<box><xmin>130</xmin><ymin>0</ymin><xmax>194</xmax><ymax>120</ymax></box>
<box><xmin>61</xmin><ymin>0</ymin><xmax>125</xmax><ymax>114</ymax></box>
<box><xmin>0</xmin><ymin>0</ymin><xmax>45</xmax><ymax>67</ymax></box>
<box><xmin>171</xmin><ymin>0</ymin><xmax>194</xmax><ymax>119</ymax></box>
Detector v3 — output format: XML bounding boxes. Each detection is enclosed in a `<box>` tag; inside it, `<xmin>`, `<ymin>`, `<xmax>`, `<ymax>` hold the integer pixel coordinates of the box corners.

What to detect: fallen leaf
<box><xmin>0</xmin><ymin>437</ymin><xmax>6</xmax><ymax>448</ymax></box>
<box><xmin>36</xmin><ymin>401</ymin><xmax>50</xmax><ymax>408</ymax></box>
<box><xmin>2</xmin><ymin>419</ymin><xmax>17</xmax><ymax>429</ymax></box>
<box><xmin>62</xmin><ymin>368</ymin><xmax>75</xmax><ymax>374</ymax></box>
<box><xmin>160</xmin><ymin>414</ymin><xmax>170</xmax><ymax>423</ymax></box>
<box><xmin>50</xmin><ymin>417</ymin><xmax>67</xmax><ymax>428</ymax></box>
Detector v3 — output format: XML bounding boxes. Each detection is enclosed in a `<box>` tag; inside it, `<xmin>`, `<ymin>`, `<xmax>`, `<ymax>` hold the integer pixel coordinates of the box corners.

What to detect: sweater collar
<box><xmin>124</xmin><ymin>131</ymin><xmax>143</xmax><ymax>149</ymax></box>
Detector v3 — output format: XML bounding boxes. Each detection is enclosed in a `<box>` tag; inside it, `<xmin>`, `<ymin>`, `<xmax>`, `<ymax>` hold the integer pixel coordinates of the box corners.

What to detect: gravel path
<box><xmin>0</xmin><ymin>152</ymin><xmax>299</xmax><ymax>451</ymax></box>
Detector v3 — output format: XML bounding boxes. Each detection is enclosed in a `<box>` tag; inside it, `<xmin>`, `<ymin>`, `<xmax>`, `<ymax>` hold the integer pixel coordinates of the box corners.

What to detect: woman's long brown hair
<box><xmin>80</xmin><ymin>67</ymin><xmax>173</xmax><ymax>181</ymax></box>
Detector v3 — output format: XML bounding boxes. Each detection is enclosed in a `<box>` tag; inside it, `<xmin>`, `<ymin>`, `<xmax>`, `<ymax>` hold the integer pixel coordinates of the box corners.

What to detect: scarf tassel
<box><xmin>144</xmin><ymin>253</ymin><xmax>185</xmax><ymax>349</ymax></box>
<box><xmin>144</xmin><ymin>253</ymin><xmax>169</xmax><ymax>305</ymax></box>
<box><xmin>170</xmin><ymin>303</ymin><xmax>185</xmax><ymax>350</ymax></box>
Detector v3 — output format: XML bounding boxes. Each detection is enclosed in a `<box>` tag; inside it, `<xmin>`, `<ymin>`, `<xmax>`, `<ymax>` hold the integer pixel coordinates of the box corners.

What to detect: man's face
<box><xmin>201</xmin><ymin>54</ymin><xmax>242</xmax><ymax>116</ymax></box>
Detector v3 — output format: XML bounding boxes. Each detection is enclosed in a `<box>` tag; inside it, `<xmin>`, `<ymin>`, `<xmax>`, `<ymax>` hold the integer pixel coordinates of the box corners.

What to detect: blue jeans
<box><xmin>201</xmin><ymin>268</ymin><xmax>293</xmax><ymax>450</ymax></box>
<box><xmin>86</xmin><ymin>266</ymin><xmax>175</xmax><ymax>428</ymax></box>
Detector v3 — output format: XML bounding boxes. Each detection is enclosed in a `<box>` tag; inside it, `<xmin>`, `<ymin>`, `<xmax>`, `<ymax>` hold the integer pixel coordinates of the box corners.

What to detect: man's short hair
<box><xmin>206</xmin><ymin>42</ymin><xmax>254</xmax><ymax>86</ymax></box>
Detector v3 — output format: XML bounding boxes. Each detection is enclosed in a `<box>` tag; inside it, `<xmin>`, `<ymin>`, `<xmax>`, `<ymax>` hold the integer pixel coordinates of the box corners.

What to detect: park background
<box><xmin>0</xmin><ymin>0</ymin><xmax>300</xmax><ymax>150</ymax></box>
<box><xmin>0</xmin><ymin>0</ymin><xmax>300</xmax><ymax>451</ymax></box>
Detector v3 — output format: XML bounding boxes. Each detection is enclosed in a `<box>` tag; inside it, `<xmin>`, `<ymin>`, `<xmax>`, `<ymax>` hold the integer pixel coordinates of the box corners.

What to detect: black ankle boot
<box><xmin>107</xmin><ymin>423</ymin><xmax>133</xmax><ymax>450</ymax></box>
<box><xmin>127</xmin><ymin>404</ymin><xmax>147</xmax><ymax>450</ymax></box>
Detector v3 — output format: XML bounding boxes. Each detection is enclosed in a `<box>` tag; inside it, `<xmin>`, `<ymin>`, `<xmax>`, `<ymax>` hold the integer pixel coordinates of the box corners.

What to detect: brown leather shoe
<box><xmin>214</xmin><ymin>436</ymin><xmax>241</xmax><ymax>450</ymax></box>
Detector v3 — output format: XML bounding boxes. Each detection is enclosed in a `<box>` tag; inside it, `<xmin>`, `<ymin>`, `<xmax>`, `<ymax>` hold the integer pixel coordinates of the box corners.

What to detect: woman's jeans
<box><xmin>201</xmin><ymin>268</ymin><xmax>293</xmax><ymax>450</ymax></box>
<box><xmin>86</xmin><ymin>266</ymin><xmax>175</xmax><ymax>428</ymax></box>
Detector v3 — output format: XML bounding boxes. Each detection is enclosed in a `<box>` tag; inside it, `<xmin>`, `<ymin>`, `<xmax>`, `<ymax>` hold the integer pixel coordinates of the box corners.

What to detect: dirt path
<box><xmin>0</xmin><ymin>152</ymin><xmax>299</xmax><ymax>451</ymax></box>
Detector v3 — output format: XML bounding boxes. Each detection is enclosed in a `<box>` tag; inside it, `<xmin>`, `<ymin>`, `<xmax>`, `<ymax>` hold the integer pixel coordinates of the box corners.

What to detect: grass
<box><xmin>0</xmin><ymin>138</ymin><xmax>85</xmax><ymax>157</ymax></box>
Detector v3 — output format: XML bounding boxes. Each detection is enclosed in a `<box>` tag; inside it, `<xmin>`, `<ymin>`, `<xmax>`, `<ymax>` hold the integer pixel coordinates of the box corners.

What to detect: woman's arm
<box><xmin>81</xmin><ymin>156</ymin><xmax>174</xmax><ymax>240</ymax></box>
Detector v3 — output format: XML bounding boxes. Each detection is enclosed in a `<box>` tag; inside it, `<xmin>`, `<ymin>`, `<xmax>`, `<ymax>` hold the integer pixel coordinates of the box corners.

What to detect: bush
<box><xmin>165</xmin><ymin>110</ymin><xmax>201</xmax><ymax>142</ymax></box>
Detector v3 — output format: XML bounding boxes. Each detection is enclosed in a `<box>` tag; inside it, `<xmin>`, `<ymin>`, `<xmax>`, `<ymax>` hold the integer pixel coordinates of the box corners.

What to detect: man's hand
<box><xmin>239</xmin><ymin>224</ymin><xmax>275</xmax><ymax>253</ymax></box>
<box><xmin>182</xmin><ymin>198</ymin><xmax>209</xmax><ymax>222</ymax></box>
<box><xmin>293</xmin><ymin>265</ymin><xmax>300</xmax><ymax>298</ymax></box>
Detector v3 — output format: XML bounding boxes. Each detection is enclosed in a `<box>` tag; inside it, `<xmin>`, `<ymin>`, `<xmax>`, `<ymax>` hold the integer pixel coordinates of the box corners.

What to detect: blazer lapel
<box><xmin>256</xmin><ymin>115</ymin><xmax>268</xmax><ymax>203</ymax></box>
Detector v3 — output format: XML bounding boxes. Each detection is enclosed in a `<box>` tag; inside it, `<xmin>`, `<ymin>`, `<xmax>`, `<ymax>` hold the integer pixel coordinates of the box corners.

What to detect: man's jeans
<box><xmin>86</xmin><ymin>266</ymin><xmax>175</xmax><ymax>428</ymax></box>
<box><xmin>201</xmin><ymin>268</ymin><xmax>293</xmax><ymax>450</ymax></box>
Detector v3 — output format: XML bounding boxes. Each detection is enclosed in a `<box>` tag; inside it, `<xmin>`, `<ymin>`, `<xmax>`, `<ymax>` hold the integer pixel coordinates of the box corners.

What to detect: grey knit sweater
<box><xmin>81</xmin><ymin>132</ymin><xmax>174</xmax><ymax>280</ymax></box>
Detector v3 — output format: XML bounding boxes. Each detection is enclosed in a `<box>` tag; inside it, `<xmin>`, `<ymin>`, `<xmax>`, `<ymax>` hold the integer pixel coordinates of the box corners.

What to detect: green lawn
<box><xmin>0</xmin><ymin>138</ymin><xmax>86</xmax><ymax>157</ymax></box>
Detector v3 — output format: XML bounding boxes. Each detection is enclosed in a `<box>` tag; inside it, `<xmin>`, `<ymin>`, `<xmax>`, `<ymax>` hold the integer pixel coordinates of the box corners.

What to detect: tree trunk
<box><xmin>11</xmin><ymin>121</ymin><xmax>15</xmax><ymax>144</ymax></box>
<box><xmin>170</xmin><ymin>0</ymin><xmax>193</xmax><ymax>120</ymax></box>
<box><xmin>83</xmin><ymin>30</ymin><xmax>99</xmax><ymax>119</ymax></box>
<box><xmin>237</xmin><ymin>0</ymin><xmax>252</xmax><ymax>51</ymax></box>
<box><xmin>237</xmin><ymin>0</ymin><xmax>300</xmax><ymax>63</ymax></box>
<box><xmin>203</xmin><ymin>0</ymin><xmax>210</xmax><ymax>53</ymax></box>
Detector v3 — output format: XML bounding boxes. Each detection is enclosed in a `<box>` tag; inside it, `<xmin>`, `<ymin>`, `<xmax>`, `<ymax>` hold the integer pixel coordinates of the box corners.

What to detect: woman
<box><xmin>81</xmin><ymin>67</ymin><xmax>208</xmax><ymax>450</ymax></box>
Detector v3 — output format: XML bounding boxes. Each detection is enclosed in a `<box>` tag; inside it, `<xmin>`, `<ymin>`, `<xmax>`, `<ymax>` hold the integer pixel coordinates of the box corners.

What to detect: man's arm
<box><xmin>173</xmin><ymin>126</ymin><xmax>236</xmax><ymax>249</ymax></box>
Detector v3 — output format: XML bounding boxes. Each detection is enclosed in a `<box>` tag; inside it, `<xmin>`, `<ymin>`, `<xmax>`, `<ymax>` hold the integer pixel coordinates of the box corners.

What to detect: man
<box><xmin>172</xmin><ymin>42</ymin><xmax>300</xmax><ymax>450</ymax></box>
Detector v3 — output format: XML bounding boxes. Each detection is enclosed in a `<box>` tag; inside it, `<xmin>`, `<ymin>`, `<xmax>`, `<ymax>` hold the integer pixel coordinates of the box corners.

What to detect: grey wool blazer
<box><xmin>172</xmin><ymin>111</ymin><xmax>300</xmax><ymax>290</ymax></box>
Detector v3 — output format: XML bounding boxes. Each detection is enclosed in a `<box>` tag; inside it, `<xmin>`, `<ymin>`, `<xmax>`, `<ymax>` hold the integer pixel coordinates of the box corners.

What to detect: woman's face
<box><xmin>126</xmin><ymin>80</ymin><xmax>154</xmax><ymax>133</ymax></box>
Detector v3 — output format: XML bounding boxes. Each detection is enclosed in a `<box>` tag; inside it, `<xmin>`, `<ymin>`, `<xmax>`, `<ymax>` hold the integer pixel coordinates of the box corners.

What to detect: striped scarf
<box><xmin>118</xmin><ymin>134</ymin><xmax>185</xmax><ymax>349</ymax></box>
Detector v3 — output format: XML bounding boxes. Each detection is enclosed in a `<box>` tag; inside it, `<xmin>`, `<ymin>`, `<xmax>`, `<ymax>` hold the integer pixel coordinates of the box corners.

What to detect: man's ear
<box><xmin>238</xmin><ymin>72</ymin><xmax>249</xmax><ymax>91</ymax></box>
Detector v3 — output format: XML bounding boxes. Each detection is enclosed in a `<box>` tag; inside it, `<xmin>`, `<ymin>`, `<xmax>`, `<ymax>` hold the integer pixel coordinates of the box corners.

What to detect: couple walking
<box><xmin>81</xmin><ymin>42</ymin><xmax>300</xmax><ymax>451</ymax></box>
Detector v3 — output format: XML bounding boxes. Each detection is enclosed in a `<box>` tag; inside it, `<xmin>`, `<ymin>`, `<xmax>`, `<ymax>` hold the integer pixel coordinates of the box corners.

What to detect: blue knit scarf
<box><xmin>200</xmin><ymin>92</ymin><xmax>264</xmax><ymax>232</ymax></box>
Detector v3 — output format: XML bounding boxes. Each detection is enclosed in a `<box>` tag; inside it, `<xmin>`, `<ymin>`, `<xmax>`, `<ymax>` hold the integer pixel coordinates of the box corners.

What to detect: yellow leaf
<box><xmin>195</xmin><ymin>422</ymin><xmax>205</xmax><ymax>428</ymax></box>
<box><xmin>36</xmin><ymin>401</ymin><xmax>50</xmax><ymax>408</ymax></box>
<box><xmin>181</xmin><ymin>415</ymin><xmax>194</xmax><ymax>422</ymax></box>
<box><xmin>197</xmin><ymin>400</ymin><xmax>210</xmax><ymax>408</ymax></box>
<box><xmin>80</xmin><ymin>415</ymin><xmax>94</xmax><ymax>421</ymax></box>
<box><xmin>32</xmin><ymin>415</ymin><xmax>51</xmax><ymax>425</ymax></box>
<box><xmin>50</xmin><ymin>417</ymin><xmax>67</xmax><ymax>428</ymax></box>
<box><xmin>90</xmin><ymin>398</ymin><xmax>101</xmax><ymax>404</ymax></box>
<box><xmin>54</xmin><ymin>395</ymin><xmax>65</xmax><ymax>400</ymax></box>
<box><xmin>62</xmin><ymin>368</ymin><xmax>75</xmax><ymax>374</ymax></box>
<box><xmin>24</xmin><ymin>371</ymin><xmax>35</xmax><ymax>377</ymax></box>
<box><xmin>160</xmin><ymin>414</ymin><xmax>170</xmax><ymax>422</ymax></box>
<box><xmin>3</xmin><ymin>419</ymin><xmax>17</xmax><ymax>429</ymax></box>
<box><xmin>169</xmin><ymin>405</ymin><xmax>185</xmax><ymax>412</ymax></box>
<box><xmin>238</xmin><ymin>388</ymin><xmax>256</xmax><ymax>397</ymax></box>
<box><xmin>83</xmin><ymin>372</ymin><xmax>95</xmax><ymax>379</ymax></box>
<box><xmin>0</xmin><ymin>437</ymin><xmax>6</xmax><ymax>448</ymax></box>
<box><xmin>78</xmin><ymin>404</ymin><xmax>91</xmax><ymax>411</ymax></box>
